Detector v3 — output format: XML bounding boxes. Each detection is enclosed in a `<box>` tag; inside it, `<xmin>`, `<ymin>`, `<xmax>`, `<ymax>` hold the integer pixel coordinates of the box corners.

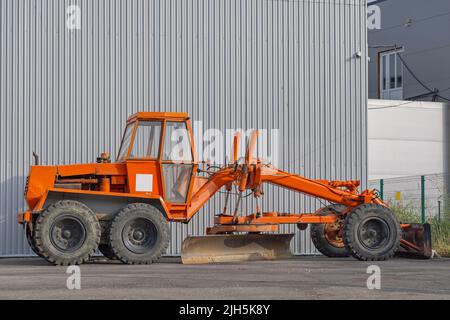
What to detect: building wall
<box><xmin>0</xmin><ymin>0</ymin><xmax>368</xmax><ymax>256</ymax></box>
<box><xmin>368</xmin><ymin>0</ymin><xmax>450</xmax><ymax>101</ymax></box>
<box><xmin>368</xmin><ymin>99</ymin><xmax>449</xmax><ymax>219</ymax></box>
<box><xmin>368</xmin><ymin>99</ymin><xmax>448</xmax><ymax>180</ymax></box>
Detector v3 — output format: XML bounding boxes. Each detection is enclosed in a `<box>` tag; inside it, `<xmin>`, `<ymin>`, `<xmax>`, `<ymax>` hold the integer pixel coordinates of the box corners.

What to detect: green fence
<box><xmin>369</xmin><ymin>173</ymin><xmax>449</xmax><ymax>223</ymax></box>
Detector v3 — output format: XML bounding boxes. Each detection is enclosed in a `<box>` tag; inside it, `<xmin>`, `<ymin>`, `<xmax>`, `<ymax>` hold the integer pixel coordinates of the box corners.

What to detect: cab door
<box><xmin>125</xmin><ymin>121</ymin><xmax>164</xmax><ymax>197</ymax></box>
<box><xmin>160</xmin><ymin>121</ymin><xmax>195</xmax><ymax>204</ymax></box>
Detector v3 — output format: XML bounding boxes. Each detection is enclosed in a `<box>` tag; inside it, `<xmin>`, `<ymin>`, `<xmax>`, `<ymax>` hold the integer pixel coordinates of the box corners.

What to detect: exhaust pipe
<box><xmin>32</xmin><ymin>152</ymin><xmax>39</xmax><ymax>165</ymax></box>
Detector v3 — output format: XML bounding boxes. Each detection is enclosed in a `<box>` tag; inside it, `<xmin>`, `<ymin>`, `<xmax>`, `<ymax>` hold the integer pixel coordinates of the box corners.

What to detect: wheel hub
<box><xmin>62</xmin><ymin>230</ymin><xmax>72</xmax><ymax>239</ymax></box>
<box><xmin>133</xmin><ymin>230</ymin><xmax>144</xmax><ymax>241</ymax></box>
<box><xmin>358</xmin><ymin>217</ymin><xmax>389</xmax><ymax>250</ymax></box>
<box><xmin>324</xmin><ymin>220</ymin><xmax>345</xmax><ymax>248</ymax></box>
<box><xmin>122</xmin><ymin>217</ymin><xmax>158</xmax><ymax>254</ymax></box>
<box><xmin>50</xmin><ymin>215</ymin><xmax>86</xmax><ymax>253</ymax></box>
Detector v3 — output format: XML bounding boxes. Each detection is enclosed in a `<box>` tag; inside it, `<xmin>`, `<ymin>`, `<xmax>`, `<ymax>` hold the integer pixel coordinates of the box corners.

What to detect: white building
<box><xmin>368</xmin><ymin>99</ymin><xmax>449</xmax><ymax>218</ymax></box>
<box><xmin>368</xmin><ymin>99</ymin><xmax>448</xmax><ymax>180</ymax></box>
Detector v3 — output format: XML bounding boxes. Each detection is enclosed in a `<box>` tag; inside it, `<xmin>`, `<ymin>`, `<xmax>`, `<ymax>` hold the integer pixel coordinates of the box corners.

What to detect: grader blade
<box><xmin>396</xmin><ymin>223</ymin><xmax>432</xmax><ymax>259</ymax></box>
<box><xmin>181</xmin><ymin>233</ymin><xmax>294</xmax><ymax>264</ymax></box>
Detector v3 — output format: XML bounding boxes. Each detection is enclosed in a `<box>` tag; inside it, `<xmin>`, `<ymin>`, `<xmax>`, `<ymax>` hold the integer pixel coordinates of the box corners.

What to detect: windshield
<box><xmin>129</xmin><ymin>121</ymin><xmax>162</xmax><ymax>159</ymax></box>
<box><xmin>117</xmin><ymin>121</ymin><xmax>164</xmax><ymax>161</ymax></box>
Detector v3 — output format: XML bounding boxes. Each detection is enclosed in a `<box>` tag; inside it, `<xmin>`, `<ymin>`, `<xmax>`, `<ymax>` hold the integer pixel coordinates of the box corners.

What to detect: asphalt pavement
<box><xmin>0</xmin><ymin>256</ymin><xmax>449</xmax><ymax>299</ymax></box>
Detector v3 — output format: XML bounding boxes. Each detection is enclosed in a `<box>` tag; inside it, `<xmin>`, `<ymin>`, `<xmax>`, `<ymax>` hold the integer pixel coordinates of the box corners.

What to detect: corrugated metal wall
<box><xmin>0</xmin><ymin>0</ymin><xmax>368</xmax><ymax>256</ymax></box>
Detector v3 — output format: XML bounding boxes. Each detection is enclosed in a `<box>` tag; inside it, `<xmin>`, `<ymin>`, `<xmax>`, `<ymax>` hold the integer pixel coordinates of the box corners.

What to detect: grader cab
<box><xmin>18</xmin><ymin>112</ymin><xmax>431</xmax><ymax>265</ymax></box>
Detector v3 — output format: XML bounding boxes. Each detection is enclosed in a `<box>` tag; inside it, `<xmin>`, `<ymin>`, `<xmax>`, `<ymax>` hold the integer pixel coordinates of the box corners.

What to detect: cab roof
<box><xmin>127</xmin><ymin>112</ymin><xmax>189</xmax><ymax>123</ymax></box>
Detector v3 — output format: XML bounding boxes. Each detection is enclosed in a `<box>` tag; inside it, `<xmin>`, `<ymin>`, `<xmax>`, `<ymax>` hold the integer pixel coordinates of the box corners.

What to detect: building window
<box><xmin>379</xmin><ymin>49</ymin><xmax>404</xmax><ymax>100</ymax></box>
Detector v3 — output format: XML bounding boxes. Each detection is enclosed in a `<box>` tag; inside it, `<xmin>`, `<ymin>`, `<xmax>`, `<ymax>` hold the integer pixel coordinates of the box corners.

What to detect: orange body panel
<box><xmin>127</xmin><ymin>112</ymin><xmax>189</xmax><ymax>123</ymax></box>
<box><xmin>57</xmin><ymin>163</ymin><xmax>127</xmax><ymax>177</ymax></box>
<box><xmin>258</xmin><ymin>167</ymin><xmax>366</xmax><ymax>207</ymax></box>
<box><xmin>191</xmin><ymin>176</ymin><xmax>209</xmax><ymax>196</ymax></box>
<box><xmin>126</xmin><ymin>161</ymin><xmax>162</xmax><ymax>195</ymax></box>
<box><xmin>28</xmin><ymin>188</ymin><xmax>170</xmax><ymax>216</ymax></box>
<box><xmin>25</xmin><ymin>166</ymin><xmax>58</xmax><ymax>210</ymax></box>
<box><xmin>186</xmin><ymin>167</ymin><xmax>237</xmax><ymax>219</ymax></box>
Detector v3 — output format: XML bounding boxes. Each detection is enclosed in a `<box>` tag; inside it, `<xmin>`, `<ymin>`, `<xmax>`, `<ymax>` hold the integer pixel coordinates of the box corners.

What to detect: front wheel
<box><xmin>343</xmin><ymin>204</ymin><xmax>401</xmax><ymax>261</ymax></box>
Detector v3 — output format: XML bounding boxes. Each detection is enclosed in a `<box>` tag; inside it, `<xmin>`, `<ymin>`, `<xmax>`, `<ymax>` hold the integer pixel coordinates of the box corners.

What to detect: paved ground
<box><xmin>0</xmin><ymin>256</ymin><xmax>449</xmax><ymax>299</ymax></box>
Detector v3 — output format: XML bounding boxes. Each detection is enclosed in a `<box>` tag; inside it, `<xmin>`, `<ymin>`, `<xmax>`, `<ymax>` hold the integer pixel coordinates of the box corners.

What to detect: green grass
<box><xmin>428</xmin><ymin>218</ymin><xmax>450</xmax><ymax>257</ymax></box>
<box><xmin>391</xmin><ymin>204</ymin><xmax>450</xmax><ymax>257</ymax></box>
<box><xmin>391</xmin><ymin>204</ymin><xmax>421</xmax><ymax>224</ymax></box>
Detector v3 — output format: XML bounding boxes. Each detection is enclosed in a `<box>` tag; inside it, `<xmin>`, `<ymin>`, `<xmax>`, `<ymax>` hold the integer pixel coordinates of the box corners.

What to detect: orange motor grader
<box><xmin>18</xmin><ymin>112</ymin><xmax>431</xmax><ymax>265</ymax></box>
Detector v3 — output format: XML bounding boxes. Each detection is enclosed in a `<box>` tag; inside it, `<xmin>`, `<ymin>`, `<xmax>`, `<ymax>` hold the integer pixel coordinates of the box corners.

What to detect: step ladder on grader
<box><xmin>18</xmin><ymin>112</ymin><xmax>432</xmax><ymax>265</ymax></box>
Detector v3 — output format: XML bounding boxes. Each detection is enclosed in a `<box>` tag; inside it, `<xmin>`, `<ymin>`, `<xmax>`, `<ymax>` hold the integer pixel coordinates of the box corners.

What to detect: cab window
<box><xmin>129</xmin><ymin>121</ymin><xmax>162</xmax><ymax>159</ymax></box>
<box><xmin>162</xmin><ymin>121</ymin><xmax>193</xmax><ymax>162</ymax></box>
<box><xmin>161</xmin><ymin>121</ymin><xmax>193</xmax><ymax>203</ymax></box>
<box><xmin>117</xmin><ymin>124</ymin><xmax>134</xmax><ymax>161</ymax></box>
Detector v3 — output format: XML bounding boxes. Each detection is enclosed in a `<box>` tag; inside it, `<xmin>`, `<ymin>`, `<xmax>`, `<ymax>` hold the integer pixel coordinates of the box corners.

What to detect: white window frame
<box><xmin>379</xmin><ymin>48</ymin><xmax>404</xmax><ymax>100</ymax></box>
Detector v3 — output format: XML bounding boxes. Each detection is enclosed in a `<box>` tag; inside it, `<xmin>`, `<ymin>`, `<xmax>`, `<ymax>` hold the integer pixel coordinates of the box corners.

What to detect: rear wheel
<box><xmin>34</xmin><ymin>200</ymin><xmax>101</xmax><ymax>265</ymax></box>
<box><xmin>343</xmin><ymin>204</ymin><xmax>401</xmax><ymax>261</ymax></box>
<box><xmin>310</xmin><ymin>204</ymin><xmax>350</xmax><ymax>258</ymax></box>
<box><xmin>108</xmin><ymin>203</ymin><xmax>169</xmax><ymax>264</ymax></box>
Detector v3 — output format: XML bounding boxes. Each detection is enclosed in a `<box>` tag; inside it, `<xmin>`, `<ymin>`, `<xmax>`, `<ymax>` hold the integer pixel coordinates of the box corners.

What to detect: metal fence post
<box><xmin>438</xmin><ymin>200</ymin><xmax>441</xmax><ymax>221</ymax></box>
<box><xmin>421</xmin><ymin>175</ymin><xmax>425</xmax><ymax>224</ymax></box>
<box><xmin>380</xmin><ymin>179</ymin><xmax>384</xmax><ymax>200</ymax></box>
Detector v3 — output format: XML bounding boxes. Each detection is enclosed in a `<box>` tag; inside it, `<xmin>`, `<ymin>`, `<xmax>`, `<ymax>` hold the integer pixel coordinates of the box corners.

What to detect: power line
<box><xmin>368</xmin><ymin>44</ymin><xmax>398</xmax><ymax>49</ymax></box>
<box><xmin>402</xmin><ymin>43</ymin><xmax>450</xmax><ymax>58</ymax></box>
<box><xmin>397</xmin><ymin>53</ymin><xmax>434</xmax><ymax>92</ymax></box>
<box><xmin>368</xmin><ymin>100</ymin><xmax>415</xmax><ymax>110</ymax></box>
<box><xmin>436</xmin><ymin>94</ymin><xmax>450</xmax><ymax>102</ymax></box>
<box><xmin>406</xmin><ymin>91</ymin><xmax>436</xmax><ymax>101</ymax></box>
<box><xmin>371</xmin><ymin>11</ymin><xmax>450</xmax><ymax>33</ymax></box>
<box><xmin>397</xmin><ymin>53</ymin><xmax>450</xmax><ymax>102</ymax></box>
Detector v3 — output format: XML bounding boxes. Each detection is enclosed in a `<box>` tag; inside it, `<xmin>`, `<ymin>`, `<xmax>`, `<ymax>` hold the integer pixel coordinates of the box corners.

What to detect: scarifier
<box><xmin>18</xmin><ymin>112</ymin><xmax>432</xmax><ymax>265</ymax></box>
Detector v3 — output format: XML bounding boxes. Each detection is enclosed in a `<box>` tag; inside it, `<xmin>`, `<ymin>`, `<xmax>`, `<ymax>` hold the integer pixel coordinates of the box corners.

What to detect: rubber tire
<box><xmin>25</xmin><ymin>224</ymin><xmax>44</xmax><ymax>258</ymax></box>
<box><xmin>34</xmin><ymin>200</ymin><xmax>101</xmax><ymax>266</ymax></box>
<box><xmin>108</xmin><ymin>203</ymin><xmax>169</xmax><ymax>264</ymax></box>
<box><xmin>310</xmin><ymin>204</ymin><xmax>350</xmax><ymax>258</ymax></box>
<box><xmin>343</xmin><ymin>204</ymin><xmax>401</xmax><ymax>261</ymax></box>
<box><xmin>98</xmin><ymin>244</ymin><xmax>117</xmax><ymax>260</ymax></box>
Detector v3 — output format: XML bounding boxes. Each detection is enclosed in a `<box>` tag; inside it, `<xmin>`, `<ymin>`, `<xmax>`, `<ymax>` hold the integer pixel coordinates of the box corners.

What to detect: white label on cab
<box><xmin>135</xmin><ymin>174</ymin><xmax>153</xmax><ymax>192</ymax></box>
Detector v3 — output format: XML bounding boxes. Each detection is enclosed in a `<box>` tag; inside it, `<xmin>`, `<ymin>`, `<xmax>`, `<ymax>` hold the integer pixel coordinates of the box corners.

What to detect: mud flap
<box><xmin>396</xmin><ymin>223</ymin><xmax>432</xmax><ymax>259</ymax></box>
<box><xmin>181</xmin><ymin>233</ymin><xmax>294</xmax><ymax>264</ymax></box>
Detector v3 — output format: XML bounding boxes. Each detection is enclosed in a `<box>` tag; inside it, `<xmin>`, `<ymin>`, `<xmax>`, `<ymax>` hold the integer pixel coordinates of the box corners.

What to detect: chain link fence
<box><xmin>369</xmin><ymin>173</ymin><xmax>449</xmax><ymax>222</ymax></box>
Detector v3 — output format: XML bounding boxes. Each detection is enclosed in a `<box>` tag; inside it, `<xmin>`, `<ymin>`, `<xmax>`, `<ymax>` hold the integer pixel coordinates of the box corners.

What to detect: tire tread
<box><xmin>108</xmin><ymin>203</ymin><xmax>169</xmax><ymax>265</ymax></box>
<box><xmin>343</xmin><ymin>204</ymin><xmax>401</xmax><ymax>261</ymax></box>
<box><xmin>34</xmin><ymin>200</ymin><xmax>101</xmax><ymax>266</ymax></box>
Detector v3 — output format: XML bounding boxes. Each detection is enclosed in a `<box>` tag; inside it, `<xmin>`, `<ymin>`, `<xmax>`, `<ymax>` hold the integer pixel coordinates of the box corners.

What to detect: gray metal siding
<box><xmin>0</xmin><ymin>0</ymin><xmax>368</xmax><ymax>256</ymax></box>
